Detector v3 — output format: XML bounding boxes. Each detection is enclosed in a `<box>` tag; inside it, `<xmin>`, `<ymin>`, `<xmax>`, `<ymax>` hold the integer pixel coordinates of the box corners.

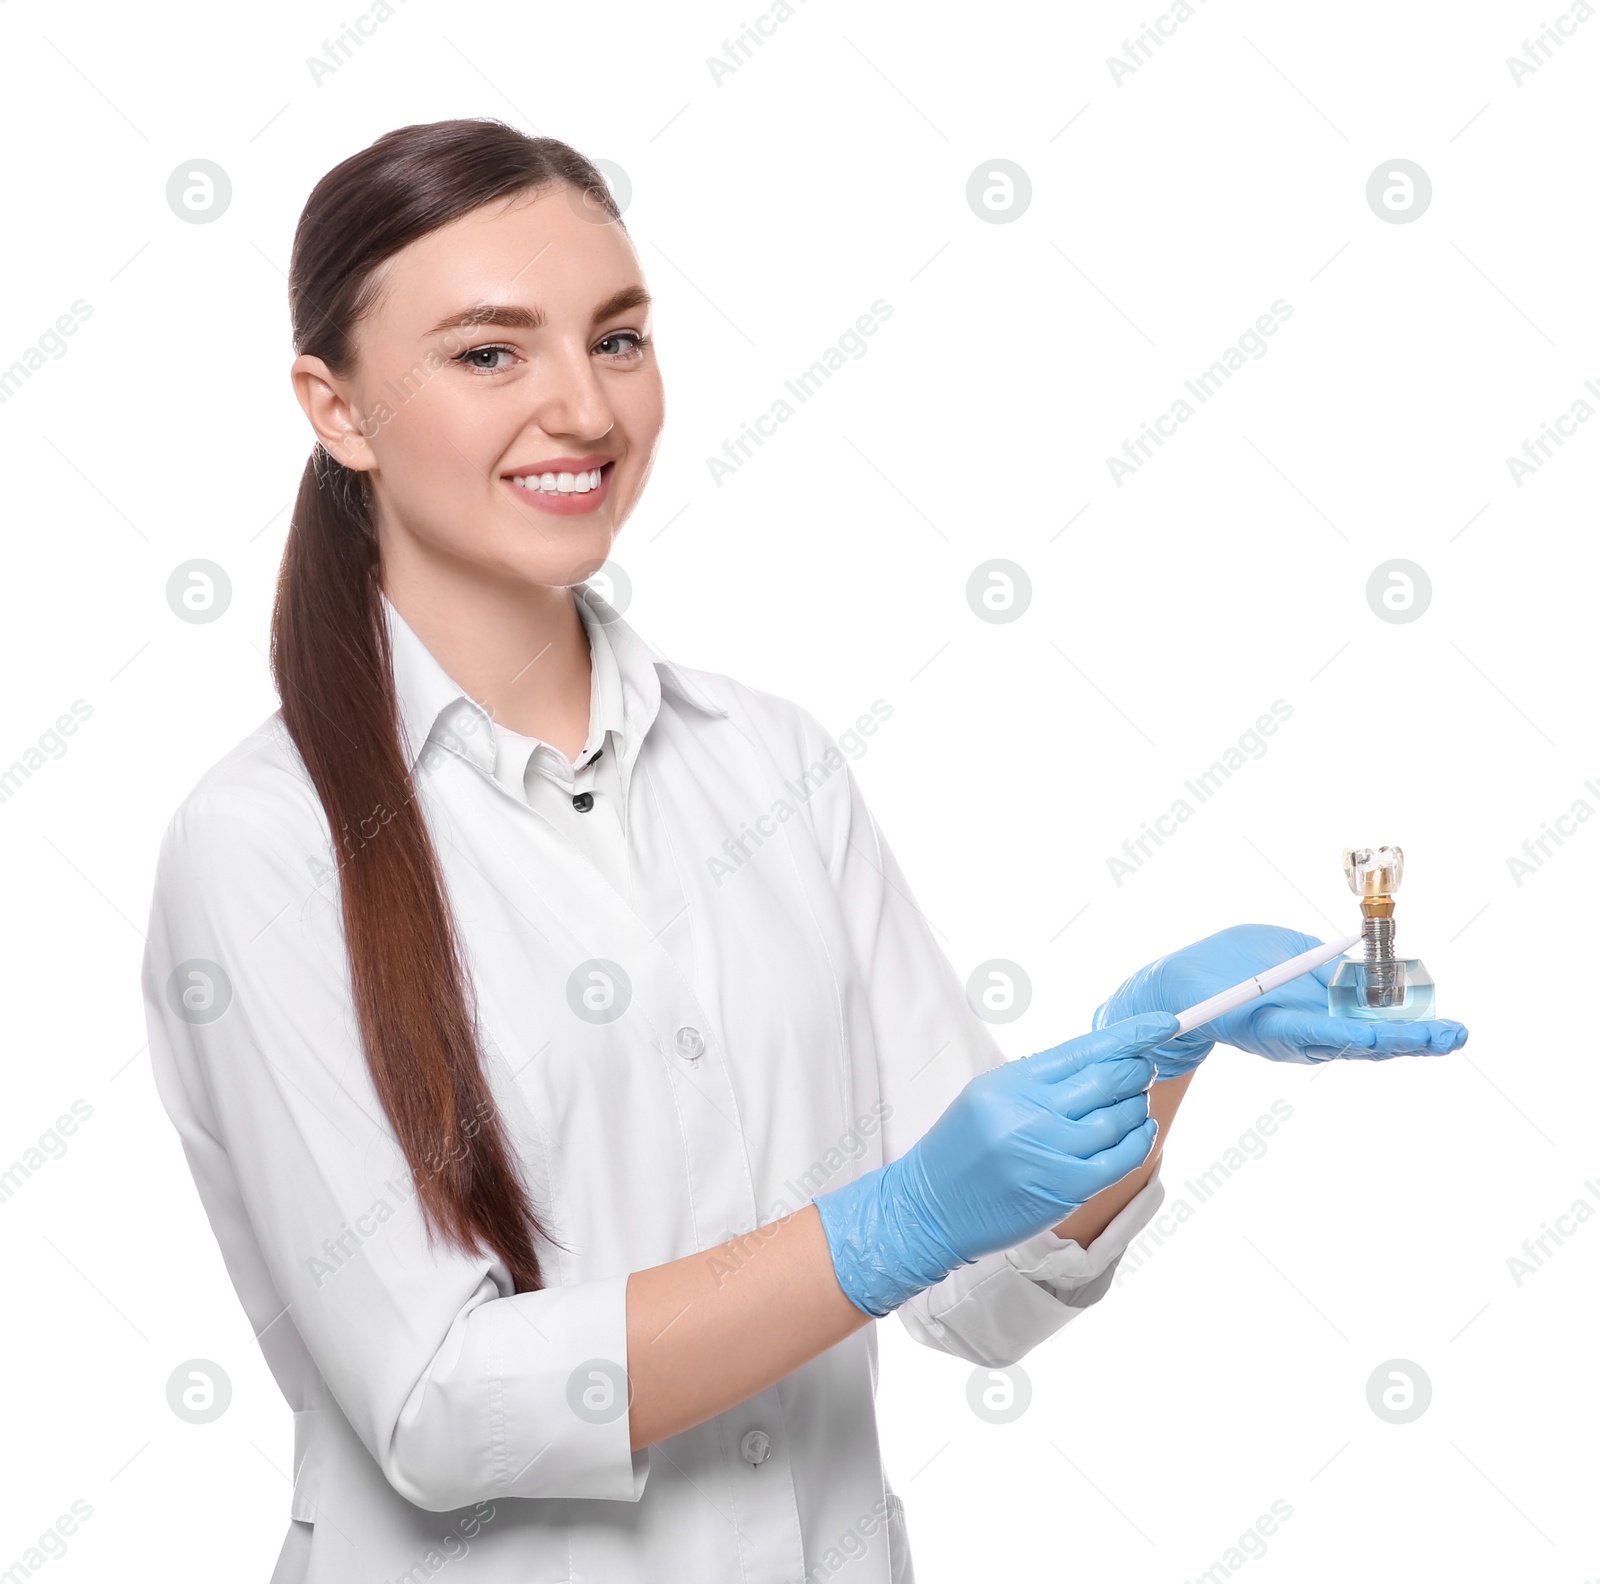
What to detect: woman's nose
<box><xmin>527</xmin><ymin>340</ymin><xmax>616</xmax><ymax>439</ymax></box>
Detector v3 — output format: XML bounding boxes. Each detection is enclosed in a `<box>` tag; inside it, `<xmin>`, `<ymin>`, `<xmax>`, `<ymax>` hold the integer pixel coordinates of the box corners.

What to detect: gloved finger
<box><xmin>1254</xmin><ymin>1004</ymin><xmax>1468</xmax><ymax>1044</ymax></box>
<box><xmin>1054</xmin><ymin>1116</ymin><xmax>1159</xmax><ymax>1204</ymax></box>
<box><xmin>1311</xmin><ymin>1015</ymin><xmax>1458</xmax><ymax>1055</ymax></box>
<box><xmin>1052</xmin><ymin>1092</ymin><xmax>1150</xmax><ymax>1154</ymax></box>
<box><xmin>1338</xmin><ymin>1033</ymin><xmax>1461</xmax><ymax>1060</ymax></box>
<box><xmin>1047</xmin><ymin>1056</ymin><xmax>1156</xmax><ymax>1119</ymax></box>
<box><xmin>1253</xmin><ymin>1008</ymin><xmax>1462</xmax><ymax>1060</ymax></box>
<box><xmin>1368</xmin><ymin>1019</ymin><xmax>1468</xmax><ymax>1055</ymax></box>
<box><xmin>1025</xmin><ymin>1012</ymin><xmax>1180</xmax><ymax>1084</ymax></box>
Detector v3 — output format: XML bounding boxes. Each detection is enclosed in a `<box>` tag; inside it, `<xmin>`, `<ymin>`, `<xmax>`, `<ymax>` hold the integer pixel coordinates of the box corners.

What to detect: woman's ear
<box><xmin>290</xmin><ymin>353</ymin><xmax>377</xmax><ymax>473</ymax></box>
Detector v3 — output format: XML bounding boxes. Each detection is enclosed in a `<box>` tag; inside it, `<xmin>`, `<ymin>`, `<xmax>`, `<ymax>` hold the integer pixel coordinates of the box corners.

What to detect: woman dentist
<box><xmin>141</xmin><ymin>119</ymin><xmax>1467</xmax><ymax>1584</ymax></box>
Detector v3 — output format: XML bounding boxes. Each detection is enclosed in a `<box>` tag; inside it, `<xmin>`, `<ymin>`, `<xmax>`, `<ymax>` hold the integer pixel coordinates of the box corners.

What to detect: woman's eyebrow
<box><xmin>425</xmin><ymin>285</ymin><xmax>653</xmax><ymax>338</ymax></box>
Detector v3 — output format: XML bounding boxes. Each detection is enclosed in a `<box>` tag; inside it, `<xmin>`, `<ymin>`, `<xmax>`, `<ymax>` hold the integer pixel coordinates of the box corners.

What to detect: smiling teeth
<box><xmin>513</xmin><ymin>468</ymin><xmax>603</xmax><ymax>494</ymax></box>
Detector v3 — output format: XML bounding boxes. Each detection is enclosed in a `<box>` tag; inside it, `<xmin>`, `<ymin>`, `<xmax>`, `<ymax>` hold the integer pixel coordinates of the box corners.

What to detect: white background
<box><xmin>1</xmin><ymin>0</ymin><xmax>1595</xmax><ymax>1578</ymax></box>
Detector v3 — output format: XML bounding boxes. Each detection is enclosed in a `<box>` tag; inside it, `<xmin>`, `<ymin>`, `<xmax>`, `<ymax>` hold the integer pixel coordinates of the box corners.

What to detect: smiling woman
<box><xmin>142</xmin><ymin>116</ymin><xmax>1182</xmax><ymax>1583</ymax></box>
<box><xmin>139</xmin><ymin>116</ymin><xmax>1465</xmax><ymax>1584</ymax></box>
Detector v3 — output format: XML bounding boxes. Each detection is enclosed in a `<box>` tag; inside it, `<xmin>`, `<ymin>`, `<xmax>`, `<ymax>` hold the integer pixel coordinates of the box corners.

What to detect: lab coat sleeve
<box><xmin>798</xmin><ymin>708</ymin><xmax>1162</xmax><ymax>1368</ymax></box>
<box><xmin>142</xmin><ymin>766</ymin><xmax>649</xmax><ymax>1513</ymax></box>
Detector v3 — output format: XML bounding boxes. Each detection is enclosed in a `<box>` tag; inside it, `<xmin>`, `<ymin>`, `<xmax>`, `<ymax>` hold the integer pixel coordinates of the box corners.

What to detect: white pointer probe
<box><xmin>1172</xmin><ymin>933</ymin><xmax>1363</xmax><ymax>1035</ymax></box>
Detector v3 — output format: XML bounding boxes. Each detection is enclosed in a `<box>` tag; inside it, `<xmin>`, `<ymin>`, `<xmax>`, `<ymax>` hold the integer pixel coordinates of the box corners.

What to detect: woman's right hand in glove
<box><xmin>814</xmin><ymin>1011</ymin><xmax>1177</xmax><ymax>1316</ymax></box>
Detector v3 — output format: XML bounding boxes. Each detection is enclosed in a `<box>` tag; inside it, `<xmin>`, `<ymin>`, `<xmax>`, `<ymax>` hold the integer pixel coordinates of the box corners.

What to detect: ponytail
<box><xmin>270</xmin><ymin>120</ymin><xmax>623</xmax><ymax>1292</ymax></box>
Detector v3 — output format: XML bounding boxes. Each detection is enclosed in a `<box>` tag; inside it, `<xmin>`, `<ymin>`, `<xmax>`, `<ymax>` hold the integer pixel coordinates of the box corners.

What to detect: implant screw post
<box><xmin>1362</xmin><ymin>915</ymin><xmax>1401</xmax><ymax>1005</ymax></box>
<box><xmin>1343</xmin><ymin>846</ymin><xmax>1405</xmax><ymax>1009</ymax></box>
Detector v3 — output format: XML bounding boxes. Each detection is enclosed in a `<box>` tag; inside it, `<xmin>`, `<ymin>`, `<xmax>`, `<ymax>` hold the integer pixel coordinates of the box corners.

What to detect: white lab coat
<box><xmin>141</xmin><ymin>584</ymin><xmax>1164</xmax><ymax>1583</ymax></box>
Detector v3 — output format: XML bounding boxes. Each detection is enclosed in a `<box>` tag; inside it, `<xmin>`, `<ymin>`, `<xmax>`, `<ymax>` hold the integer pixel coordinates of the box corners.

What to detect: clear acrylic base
<box><xmin>1328</xmin><ymin>959</ymin><xmax>1435</xmax><ymax>1022</ymax></box>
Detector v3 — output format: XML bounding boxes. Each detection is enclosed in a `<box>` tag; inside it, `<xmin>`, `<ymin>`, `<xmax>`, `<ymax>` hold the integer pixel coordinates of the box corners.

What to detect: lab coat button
<box><xmin>739</xmin><ymin>1429</ymin><xmax>771</xmax><ymax>1467</ymax></box>
<box><xmin>673</xmin><ymin>1026</ymin><xmax>705</xmax><ymax>1061</ymax></box>
<box><xmin>572</xmin><ymin>791</ymin><xmax>595</xmax><ymax>812</ymax></box>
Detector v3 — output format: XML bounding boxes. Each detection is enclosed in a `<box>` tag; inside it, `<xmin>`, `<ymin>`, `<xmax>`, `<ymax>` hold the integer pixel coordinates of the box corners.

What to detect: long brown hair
<box><xmin>270</xmin><ymin>120</ymin><xmax>621</xmax><ymax>1292</ymax></box>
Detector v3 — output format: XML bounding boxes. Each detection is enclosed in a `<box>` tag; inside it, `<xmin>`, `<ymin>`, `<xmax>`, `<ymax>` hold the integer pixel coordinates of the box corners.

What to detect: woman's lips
<box><xmin>502</xmin><ymin>461</ymin><xmax>615</xmax><ymax>516</ymax></box>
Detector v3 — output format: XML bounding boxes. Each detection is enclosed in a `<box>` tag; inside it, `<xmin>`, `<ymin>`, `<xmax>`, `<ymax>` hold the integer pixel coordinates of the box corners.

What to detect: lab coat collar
<box><xmin>382</xmin><ymin>584</ymin><xmax>726</xmax><ymax>784</ymax></box>
<box><xmin>576</xmin><ymin>581</ymin><xmax>730</xmax><ymax>737</ymax></box>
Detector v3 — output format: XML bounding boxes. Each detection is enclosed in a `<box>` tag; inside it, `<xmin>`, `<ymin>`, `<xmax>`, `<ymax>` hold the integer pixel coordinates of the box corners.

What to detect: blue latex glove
<box><xmin>814</xmin><ymin>1011</ymin><xmax>1176</xmax><ymax>1317</ymax></box>
<box><xmin>1094</xmin><ymin>923</ymin><xmax>1470</xmax><ymax>1078</ymax></box>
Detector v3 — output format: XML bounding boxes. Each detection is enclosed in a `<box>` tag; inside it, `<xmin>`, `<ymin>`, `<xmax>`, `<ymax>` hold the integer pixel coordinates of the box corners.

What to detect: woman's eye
<box><xmin>456</xmin><ymin>344</ymin><xmax>517</xmax><ymax>373</ymax></box>
<box><xmin>597</xmin><ymin>330</ymin><xmax>651</xmax><ymax>361</ymax></box>
<box><xmin>453</xmin><ymin>333</ymin><xmax>650</xmax><ymax>373</ymax></box>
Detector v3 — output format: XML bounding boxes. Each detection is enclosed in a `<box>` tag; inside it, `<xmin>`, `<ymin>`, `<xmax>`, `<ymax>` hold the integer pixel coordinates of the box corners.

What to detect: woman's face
<box><xmin>292</xmin><ymin>182</ymin><xmax>662</xmax><ymax>591</ymax></box>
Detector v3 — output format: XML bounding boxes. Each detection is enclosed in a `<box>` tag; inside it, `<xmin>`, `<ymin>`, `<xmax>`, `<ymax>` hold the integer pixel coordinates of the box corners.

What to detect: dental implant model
<box><xmin>1327</xmin><ymin>846</ymin><xmax>1436</xmax><ymax>1021</ymax></box>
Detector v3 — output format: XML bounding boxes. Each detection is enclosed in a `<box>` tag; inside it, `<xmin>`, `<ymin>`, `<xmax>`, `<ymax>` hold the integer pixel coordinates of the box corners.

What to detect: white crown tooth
<box><xmin>556</xmin><ymin>472</ymin><xmax>575</xmax><ymax>490</ymax></box>
<box><xmin>575</xmin><ymin>472</ymin><xmax>593</xmax><ymax>492</ymax></box>
<box><xmin>540</xmin><ymin>473</ymin><xmax>557</xmax><ymax>491</ymax></box>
